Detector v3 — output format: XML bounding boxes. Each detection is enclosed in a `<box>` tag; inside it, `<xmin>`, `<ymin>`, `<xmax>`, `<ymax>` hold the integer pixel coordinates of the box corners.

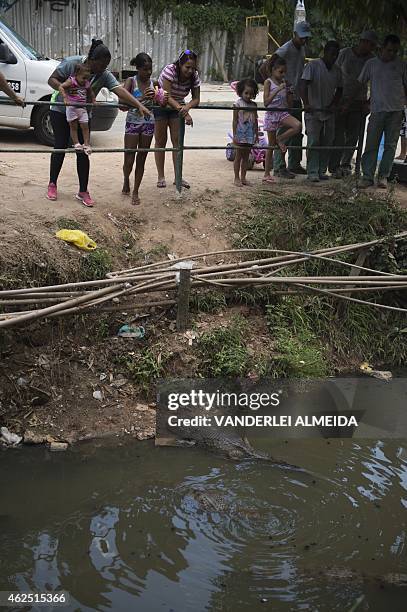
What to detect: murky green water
<box><xmin>1</xmin><ymin>437</ymin><xmax>406</xmax><ymax>611</ymax></box>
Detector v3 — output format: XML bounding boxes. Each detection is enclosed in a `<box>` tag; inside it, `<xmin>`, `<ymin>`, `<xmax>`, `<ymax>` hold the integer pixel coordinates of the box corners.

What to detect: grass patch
<box><xmin>236</xmin><ymin>191</ymin><xmax>407</xmax><ymax>253</ymax></box>
<box><xmin>190</xmin><ymin>290</ymin><xmax>227</xmax><ymax>313</ymax></box>
<box><xmin>56</xmin><ymin>217</ymin><xmax>82</xmax><ymax>231</ymax></box>
<box><xmin>266</xmin><ymin>297</ymin><xmax>329</xmax><ymax>377</ymax></box>
<box><xmin>79</xmin><ymin>248</ymin><xmax>112</xmax><ymax>280</ymax></box>
<box><xmin>147</xmin><ymin>243</ymin><xmax>169</xmax><ymax>260</ymax></box>
<box><xmin>122</xmin><ymin>347</ymin><xmax>168</xmax><ymax>392</ymax></box>
<box><xmin>198</xmin><ymin>315</ymin><xmax>249</xmax><ymax>376</ymax></box>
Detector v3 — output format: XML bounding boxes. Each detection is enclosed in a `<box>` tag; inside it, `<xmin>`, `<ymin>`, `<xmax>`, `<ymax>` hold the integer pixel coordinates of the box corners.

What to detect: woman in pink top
<box><xmin>154</xmin><ymin>50</ymin><xmax>201</xmax><ymax>189</ymax></box>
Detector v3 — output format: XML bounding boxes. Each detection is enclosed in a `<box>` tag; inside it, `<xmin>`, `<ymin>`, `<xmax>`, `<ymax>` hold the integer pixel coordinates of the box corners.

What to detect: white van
<box><xmin>0</xmin><ymin>17</ymin><xmax>118</xmax><ymax>145</ymax></box>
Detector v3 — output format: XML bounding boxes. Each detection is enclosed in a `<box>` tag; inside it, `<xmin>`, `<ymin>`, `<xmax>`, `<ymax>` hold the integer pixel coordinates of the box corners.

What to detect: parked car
<box><xmin>0</xmin><ymin>17</ymin><xmax>118</xmax><ymax>145</ymax></box>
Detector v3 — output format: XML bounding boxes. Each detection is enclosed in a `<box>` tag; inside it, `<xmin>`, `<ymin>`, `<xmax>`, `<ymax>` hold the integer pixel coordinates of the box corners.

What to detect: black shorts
<box><xmin>153</xmin><ymin>108</ymin><xmax>180</xmax><ymax>121</ymax></box>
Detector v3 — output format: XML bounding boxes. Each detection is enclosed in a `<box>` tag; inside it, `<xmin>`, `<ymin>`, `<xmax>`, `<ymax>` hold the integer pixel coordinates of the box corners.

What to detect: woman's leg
<box><xmin>122</xmin><ymin>133</ymin><xmax>138</xmax><ymax>194</ymax></box>
<box><xmin>154</xmin><ymin>118</ymin><xmax>169</xmax><ymax>186</ymax></box>
<box><xmin>76</xmin><ymin>122</ymin><xmax>90</xmax><ymax>193</ymax></box>
<box><xmin>264</xmin><ymin>131</ymin><xmax>276</xmax><ymax>181</ymax></box>
<box><xmin>168</xmin><ymin>116</ymin><xmax>179</xmax><ymax>175</ymax></box>
<box><xmin>132</xmin><ymin>133</ymin><xmax>153</xmax><ymax>205</ymax></box>
<box><xmin>234</xmin><ymin>147</ymin><xmax>243</xmax><ymax>185</ymax></box>
<box><xmin>168</xmin><ymin>116</ymin><xmax>190</xmax><ymax>187</ymax></box>
<box><xmin>240</xmin><ymin>148</ymin><xmax>251</xmax><ymax>185</ymax></box>
<box><xmin>49</xmin><ymin>111</ymin><xmax>71</xmax><ymax>185</ymax></box>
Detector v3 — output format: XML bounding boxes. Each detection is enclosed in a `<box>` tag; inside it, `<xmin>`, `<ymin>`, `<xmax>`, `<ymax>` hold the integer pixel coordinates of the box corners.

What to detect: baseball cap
<box><xmin>360</xmin><ymin>30</ymin><xmax>379</xmax><ymax>44</ymax></box>
<box><xmin>294</xmin><ymin>21</ymin><xmax>312</xmax><ymax>38</ymax></box>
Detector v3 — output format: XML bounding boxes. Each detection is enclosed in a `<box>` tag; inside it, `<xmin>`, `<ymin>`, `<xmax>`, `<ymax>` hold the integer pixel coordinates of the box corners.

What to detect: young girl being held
<box><xmin>232</xmin><ymin>78</ymin><xmax>259</xmax><ymax>187</ymax></box>
<box><xmin>122</xmin><ymin>53</ymin><xmax>168</xmax><ymax>205</ymax></box>
<box><xmin>263</xmin><ymin>56</ymin><xmax>301</xmax><ymax>184</ymax></box>
<box><xmin>59</xmin><ymin>63</ymin><xmax>95</xmax><ymax>155</ymax></box>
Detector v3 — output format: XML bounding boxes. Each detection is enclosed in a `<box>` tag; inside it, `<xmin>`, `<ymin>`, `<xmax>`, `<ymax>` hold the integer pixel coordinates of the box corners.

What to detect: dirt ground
<box><xmin>1</xmin><ymin>85</ymin><xmax>407</xmax><ymax>449</ymax></box>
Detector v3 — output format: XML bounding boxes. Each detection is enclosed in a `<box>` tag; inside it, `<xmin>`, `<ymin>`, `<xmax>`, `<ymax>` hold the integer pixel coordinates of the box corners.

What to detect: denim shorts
<box><xmin>153</xmin><ymin>108</ymin><xmax>180</xmax><ymax>121</ymax></box>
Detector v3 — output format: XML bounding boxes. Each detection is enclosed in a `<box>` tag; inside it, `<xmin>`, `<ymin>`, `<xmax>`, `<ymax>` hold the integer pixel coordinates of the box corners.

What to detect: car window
<box><xmin>0</xmin><ymin>19</ymin><xmax>46</xmax><ymax>60</ymax></box>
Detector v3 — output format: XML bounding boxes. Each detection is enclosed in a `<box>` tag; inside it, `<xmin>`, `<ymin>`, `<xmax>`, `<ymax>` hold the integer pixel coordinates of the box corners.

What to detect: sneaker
<box><xmin>75</xmin><ymin>191</ymin><xmax>95</xmax><ymax>207</ymax></box>
<box><xmin>307</xmin><ymin>176</ymin><xmax>320</xmax><ymax>183</ymax></box>
<box><xmin>46</xmin><ymin>182</ymin><xmax>57</xmax><ymax>201</ymax></box>
<box><xmin>377</xmin><ymin>177</ymin><xmax>388</xmax><ymax>189</ymax></box>
<box><xmin>319</xmin><ymin>174</ymin><xmax>330</xmax><ymax>181</ymax></box>
<box><xmin>290</xmin><ymin>166</ymin><xmax>307</xmax><ymax>175</ymax></box>
<box><xmin>275</xmin><ymin>168</ymin><xmax>296</xmax><ymax>179</ymax></box>
<box><xmin>358</xmin><ymin>178</ymin><xmax>374</xmax><ymax>189</ymax></box>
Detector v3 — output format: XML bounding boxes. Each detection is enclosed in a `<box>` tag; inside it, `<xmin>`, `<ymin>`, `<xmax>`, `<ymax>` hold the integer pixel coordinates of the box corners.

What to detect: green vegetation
<box><xmin>133</xmin><ymin>0</ymin><xmax>251</xmax><ymax>51</ymax></box>
<box><xmin>122</xmin><ymin>347</ymin><xmax>168</xmax><ymax>392</ymax></box>
<box><xmin>190</xmin><ymin>290</ymin><xmax>227</xmax><ymax>313</ymax></box>
<box><xmin>198</xmin><ymin>315</ymin><xmax>249</xmax><ymax>376</ymax></box>
<box><xmin>231</xmin><ymin>191</ymin><xmax>407</xmax><ymax>372</ymax></box>
<box><xmin>56</xmin><ymin>217</ymin><xmax>82</xmax><ymax>231</ymax></box>
<box><xmin>79</xmin><ymin>249</ymin><xmax>112</xmax><ymax>280</ymax></box>
<box><xmin>147</xmin><ymin>243</ymin><xmax>169</xmax><ymax>260</ymax></box>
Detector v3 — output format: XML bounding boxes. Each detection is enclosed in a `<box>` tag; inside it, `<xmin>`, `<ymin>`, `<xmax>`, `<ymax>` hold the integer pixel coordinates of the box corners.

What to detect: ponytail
<box><xmin>265</xmin><ymin>53</ymin><xmax>286</xmax><ymax>77</ymax></box>
<box><xmin>87</xmin><ymin>38</ymin><xmax>111</xmax><ymax>64</ymax></box>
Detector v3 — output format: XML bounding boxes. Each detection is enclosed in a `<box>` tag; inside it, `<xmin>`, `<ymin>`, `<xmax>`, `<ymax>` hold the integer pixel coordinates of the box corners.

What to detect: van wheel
<box><xmin>33</xmin><ymin>106</ymin><xmax>54</xmax><ymax>146</ymax></box>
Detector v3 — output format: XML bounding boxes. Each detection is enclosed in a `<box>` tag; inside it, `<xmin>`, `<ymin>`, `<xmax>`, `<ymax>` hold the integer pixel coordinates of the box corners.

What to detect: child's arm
<box><xmin>124</xmin><ymin>76</ymin><xmax>133</xmax><ymax>93</ymax></box>
<box><xmin>254</xmin><ymin>110</ymin><xmax>259</xmax><ymax>142</ymax></box>
<box><xmin>232</xmin><ymin>107</ymin><xmax>239</xmax><ymax>143</ymax></box>
<box><xmin>58</xmin><ymin>77</ymin><xmax>72</xmax><ymax>103</ymax></box>
<box><xmin>287</xmin><ymin>89</ymin><xmax>294</xmax><ymax>109</ymax></box>
<box><xmin>264</xmin><ymin>81</ymin><xmax>286</xmax><ymax>107</ymax></box>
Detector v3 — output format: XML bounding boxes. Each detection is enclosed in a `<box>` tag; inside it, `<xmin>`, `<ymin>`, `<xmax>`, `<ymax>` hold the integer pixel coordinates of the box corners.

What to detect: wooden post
<box><xmin>176</xmin><ymin>268</ymin><xmax>191</xmax><ymax>331</ymax></box>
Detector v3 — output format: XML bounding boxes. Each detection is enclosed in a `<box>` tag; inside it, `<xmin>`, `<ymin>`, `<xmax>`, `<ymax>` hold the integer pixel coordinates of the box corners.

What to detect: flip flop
<box><xmin>173</xmin><ymin>179</ymin><xmax>190</xmax><ymax>189</ymax></box>
<box><xmin>262</xmin><ymin>176</ymin><xmax>276</xmax><ymax>184</ymax></box>
<box><xmin>157</xmin><ymin>179</ymin><xmax>167</xmax><ymax>188</ymax></box>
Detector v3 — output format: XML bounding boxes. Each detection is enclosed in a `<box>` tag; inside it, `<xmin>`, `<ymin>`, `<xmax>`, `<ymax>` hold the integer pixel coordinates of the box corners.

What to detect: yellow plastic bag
<box><xmin>56</xmin><ymin>229</ymin><xmax>97</xmax><ymax>251</ymax></box>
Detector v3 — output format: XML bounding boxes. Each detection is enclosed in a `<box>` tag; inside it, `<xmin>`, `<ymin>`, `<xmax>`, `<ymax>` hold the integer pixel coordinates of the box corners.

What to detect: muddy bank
<box><xmin>1</xmin><ymin>187</ymin><xmax>407</xmax><ymax>447</ymax></box>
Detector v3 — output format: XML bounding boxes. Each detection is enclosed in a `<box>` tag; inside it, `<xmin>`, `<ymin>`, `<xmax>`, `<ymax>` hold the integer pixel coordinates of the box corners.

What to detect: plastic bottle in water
<box><xmin>294</xmin><ymin>0</ymin><xmax>306</xmax><ymax>28</ymax></box>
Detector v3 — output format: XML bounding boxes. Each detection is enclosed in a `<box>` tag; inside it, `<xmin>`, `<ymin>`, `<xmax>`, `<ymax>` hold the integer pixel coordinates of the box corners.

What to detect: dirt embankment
<box><xmin>1</xmin><ymin>162</ymin><xmax>407</xmax><ymax>448</ymax></box>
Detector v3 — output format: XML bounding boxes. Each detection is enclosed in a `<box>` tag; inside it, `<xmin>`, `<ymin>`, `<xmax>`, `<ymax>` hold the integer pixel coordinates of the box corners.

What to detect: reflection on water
<box><xmin>1</xmin><ymin>438</ymin><xmax>406</xmax><ymax>611</ymax></box>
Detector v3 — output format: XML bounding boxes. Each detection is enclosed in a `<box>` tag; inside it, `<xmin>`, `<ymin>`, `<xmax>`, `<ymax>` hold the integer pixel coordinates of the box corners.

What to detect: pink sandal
<box><xmin>262</xmin><ymin>176</ymin><xmax>276</xmax><ymax>184</ymax></box>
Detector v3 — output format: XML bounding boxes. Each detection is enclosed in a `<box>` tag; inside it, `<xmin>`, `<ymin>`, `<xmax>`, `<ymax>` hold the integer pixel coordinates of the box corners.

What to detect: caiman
<box><xmin>191</xmin><ymin>489</ymin><xmax>260</xmax><ymax>517</ymax></box>
<box><xmin>167</xmin><ymin>419</ymin><xmax>299</xmax><ymax>469</ymax></box>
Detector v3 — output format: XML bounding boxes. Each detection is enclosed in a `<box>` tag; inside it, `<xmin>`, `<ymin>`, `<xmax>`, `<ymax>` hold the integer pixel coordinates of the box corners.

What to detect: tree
<box><xmin>311</xmin><ymin>0</ymin><xmax>406</xmax><ymax>32</ymax></box>
<box><xmin>263</xmin><ymin>0</ymin><xmax>406</xmax><ymax>34</ymax></box>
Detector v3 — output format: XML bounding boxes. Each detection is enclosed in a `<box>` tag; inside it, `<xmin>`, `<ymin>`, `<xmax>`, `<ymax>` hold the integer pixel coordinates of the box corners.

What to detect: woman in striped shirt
<box><xmin>154</xmin><ymin>50</ymin><xmax>201</xmax><ymax>188</ymax></box>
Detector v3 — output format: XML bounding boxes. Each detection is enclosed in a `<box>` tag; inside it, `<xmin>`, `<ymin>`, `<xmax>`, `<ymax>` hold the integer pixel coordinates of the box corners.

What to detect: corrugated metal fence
<box><xmin>0</xmin><ymin>0</ymin><xmax>252</xmax><ymax>80</ymax></box>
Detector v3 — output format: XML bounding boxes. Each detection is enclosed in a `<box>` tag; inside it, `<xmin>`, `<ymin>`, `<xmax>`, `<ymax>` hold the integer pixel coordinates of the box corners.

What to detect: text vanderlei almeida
<box><xmin>165</xmin><ymin>390</ymin><xmax>358</xmax><ymax>428</ymax></box>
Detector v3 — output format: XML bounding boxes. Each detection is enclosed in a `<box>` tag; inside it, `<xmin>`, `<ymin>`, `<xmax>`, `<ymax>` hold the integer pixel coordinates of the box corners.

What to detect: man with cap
<box><xmin>273</xmin><ymin>21</ymin><xmax>311</xmax><ymax>178</ymax></box>
<box><xmin>359</xmin><ymin>34</ymin><xmax>407</xmax><ymax>188</ymax></box>
<box><xmin>328</xmin><ymin>31</ymin><xmax>378</xmax><ymax>178</ymax></box>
